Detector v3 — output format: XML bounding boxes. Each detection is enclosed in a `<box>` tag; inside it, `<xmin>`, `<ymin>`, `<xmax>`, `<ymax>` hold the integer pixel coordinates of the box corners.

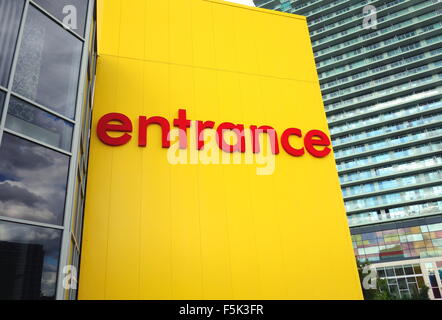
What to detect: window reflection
<box><xmin>0</xmin><ymin>90</ymin><xmax>5</xmax><ymax>120</ymax></box>
<box><xmin>33</xmin><ymin>0</ymin><xmax>89</xmax><ymax>37</ymax></box>
<box><xmin>0</xmin><ymin>220</ymin><xmax>61</xmax><ymax>300</ymax></box>
<box><xmin>0</xmin><ymin>133</ymin><xmax>69</xmax><ymax>225</ymax></box>
<box><xmin>352</xmin><ymin>222</ymin><xmax>442</xmax><ymax>263</ymax></box>
<box><xmin>337</xmin><ymin>141</ymin><xmax>442</xmax><ymax>171</ymax></box>
<box><xmin>13</xmin><ymin>5</ymin><xmax>83</xmax><ymax>119</ymax></box>
<box><xmin>345</xmin><ymin>185</ymin><xmax>442</xmax><ymax>211</ymax></box>
<box><xmin>6</xmin><ymin>97</ymin><xmax>74</xmax><ymax>151</ymax></box>
<box><xmin>0</xmin><ymin>0</ymin><xmax>24</xmax><ymax>87</ymax></box>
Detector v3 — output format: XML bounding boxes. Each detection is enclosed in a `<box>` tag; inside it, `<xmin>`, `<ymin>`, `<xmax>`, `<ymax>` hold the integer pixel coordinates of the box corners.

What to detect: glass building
<box><xmin>0</xmin><ymin>0</ymin><xmax>96</xmax><ymax>300</ymax></box>
<box><xmin>254</xmin><ymin>0</ymin><xmax>442</xmax><ymax>299</ymax></box>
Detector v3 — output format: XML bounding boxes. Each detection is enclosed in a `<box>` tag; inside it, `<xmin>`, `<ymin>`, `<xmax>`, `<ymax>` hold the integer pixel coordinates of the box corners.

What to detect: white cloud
<box><xmin>225</xmin><ymin>0</ymin><xmax>255</xmax><ymax>6</ymax></box>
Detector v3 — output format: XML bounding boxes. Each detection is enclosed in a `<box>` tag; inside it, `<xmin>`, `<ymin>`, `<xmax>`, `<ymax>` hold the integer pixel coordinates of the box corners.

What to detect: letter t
<box><xmin>173</xmin><ymin>109</ymin><xmax>191</xmax><ymax>149</ymax></box>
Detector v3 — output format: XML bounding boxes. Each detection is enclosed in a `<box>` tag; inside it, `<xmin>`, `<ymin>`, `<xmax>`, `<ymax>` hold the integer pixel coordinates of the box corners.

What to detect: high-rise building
<box><xmin>254</xmin><ymin>0</ymin><xmax>442</xmax><ymax>299</ymax></box>
<box><xmin>0</xmin><ymin>241</ymin><xmax>44</xmax><ymax>300</ymax></box>
<box><xmin>253</xmin><ymin>0</ymin><xmax>293</xmax><ymax>12</ymax></box>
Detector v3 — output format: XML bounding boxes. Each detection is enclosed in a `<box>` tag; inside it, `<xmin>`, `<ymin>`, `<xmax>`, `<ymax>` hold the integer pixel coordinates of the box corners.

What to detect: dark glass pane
<box><xmin>416</xmin><ymin>276</ymin><xmax>425</xmax><ymax>288</ymax></box>
<box><xmin>389</xmin><ymin>285</ymin><xmax>399</xmax><ymax>297</ymax></box>
<box><xmin>413</xmin><ymin>264</ymin><xmax>422</xmax><ymax>274</ymax></box>
<box><xmin>377</xmin><ymin>268</ymin><xmax>386</xmax><ymax>277</ymax></box>
<box><xmin>432</xmin><ymin>288</ymin><xmax>442</xmax><ymax>299</ymax></box>
<box><xmin>429</xmin><ymin>275</ymin><xmax>438</xmax><ymax>287</ymax></box>
<box><xmin>0</xmin><ymin>0</ymin><xmax>24</xmax><ymax>87</ymax></box>
<box><xmin>6</xmin><ymin>97</ymin><xmax>74</xmax><ymax>151</ymax></box>
<box><xmin>395</xmin><ymin>266</ymin><xmax>405</xmax><ymax>276</ymax></box>
<box><xmin>404</xmin><ymin>266</ymin><xmax>414</xmax><ymax>275</ymax></box>
<box><xmin>33</xmin><ymin>0</ymin><xmax>89</xmax><ymax>36</ymax></box>
<box><xmin>398</xmin><ymin>278</ymin><xmax>407</xmax><ymax>290</ymax></box>
<box><xmin>0</xmin><ymin>133</ymin><xmax>69</xmax><ymax>225</ymax></box>
<box><xmin>0</xmin><ymin>220</ymin><xmax>61</xmax><ymax>300</ymax></box>
<box><xmin>387</xmin><ymin>279</ymin><xmax>397</xmax><ymax>285</ymax></box>
<box><xmin>13</xmin><ymin>5</ymin><xmax>82</xmax><ymax>119</ymax></box>
<box><xmin>0</xmin><ymin>90</ymin><xmax>5</xmax><ymax>119</ymax></box>
<box><xmin>386</xmin><ymin>268</ymin><xmax>395</xmax><ymax>277</ymax></box>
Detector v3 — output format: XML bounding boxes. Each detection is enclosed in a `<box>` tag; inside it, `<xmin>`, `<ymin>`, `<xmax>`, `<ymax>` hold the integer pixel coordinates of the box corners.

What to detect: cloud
<box><xmin>0</xmin><ymin>135</ymin><xmax>54</xmax><ymax>175</ymax></box>
<box><xmin>225</xmin><ymin>0</ymin><xmax>255</xmax><ymax>6</ymax></box>
<box><xmin>0</xmin><ymin>181</ymin><xmax>46</xmax><ymax>207</ymax></box>
<box><xmin>0</xmin><ymin>134</ymin><xmax>69</xmax><ymax>225</ymax></box>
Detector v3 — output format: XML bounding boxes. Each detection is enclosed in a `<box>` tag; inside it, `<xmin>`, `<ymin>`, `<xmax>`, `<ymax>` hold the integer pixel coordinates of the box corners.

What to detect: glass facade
<box><xmin>255</xmin><ymin>0</ymin><xmax>442</xmax><ymax>296</ymax></box>
<box><xmin>13</xmin><ymin>4</ymin><xmax>83</xmax><ymax>119</ymax></box>
<box><xmin>351</xmin><ymin>218</ymin><xmax>442</xmax><ymax>262</ymax></box>
<box><xmin>0</xmin><ymin>0</ymin><xmax>96</xmax><ymax>300</ymax></box>
<box><xmin>375</xmin><ymin>261</ymin><xmax>432</xmax><ymax>299</ymax></box>
<box><xmin>0</xmin><ymin>0</ymin><xmax>24</xmax><ymax>88</ymax></box>
<box><xmin>368</xmin><ymin>258</ymin><xmax>442</xmax><ymax>299</ymax></box>
<box><xmin>377</xmin><ymin>263</ymin><xmax>425</xmax><ymax>299</ymax></box>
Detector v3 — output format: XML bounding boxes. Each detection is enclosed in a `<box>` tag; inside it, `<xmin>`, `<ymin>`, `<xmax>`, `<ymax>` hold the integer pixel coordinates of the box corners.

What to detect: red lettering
<box><xmin>197</xmin><ymin>120</ymin><xmax>215</xmax><ymax>150</ymax></box>
<box><xmin>97</xmin><ymin>110</ymin><xmax>333</xmax><ymax>160</ymax></box>
<box><xmin>304</xmin><ymin>130</ymin><xmax>331</xmax><ymax>158</ymax></box>
<box><xmin>281</xmin><ymin>128</ymin><xmax>304</xmax><ymax>157</ymax></box>
<box><xmin>250</xmin><ymin>125</ymin><xmax>280</xmax><ymax>155</ymax></box>
<box><xmin>97</xmin><ymin>113</ymin><xmax>132</xmax><ymax>146</ymax></box>
<box><xmin>173</xmin><ymin>109</ymin><xmax>191</xmax><ymax>149</ymax></box>
<box><xmin>216</xmin><ymin>122</ymin><xmax>246</xmax><ymax>153</ymax></box>
<box><xmin>139</xmin><ymin>116</ymin><xmax>171</xmax><ymax>148</ymax></box>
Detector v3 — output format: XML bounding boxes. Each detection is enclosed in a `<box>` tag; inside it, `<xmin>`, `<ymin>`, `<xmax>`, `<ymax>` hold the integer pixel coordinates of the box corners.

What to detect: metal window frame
<box><xmin>55</xmin><ymin>0</ymin><xmax>96</xmax><ymax>300</ymax></box>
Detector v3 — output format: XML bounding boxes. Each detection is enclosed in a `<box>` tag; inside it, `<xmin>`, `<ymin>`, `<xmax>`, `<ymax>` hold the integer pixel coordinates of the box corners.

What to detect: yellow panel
<box><xmin>118</xmin><ymin>0</ymin><xmax>146</xmax><ymax>59</ymax></box>
<box><xmin>79</xmin><ymin>0</ymin><xmax>363</xmax><ymax>300</ymax></box>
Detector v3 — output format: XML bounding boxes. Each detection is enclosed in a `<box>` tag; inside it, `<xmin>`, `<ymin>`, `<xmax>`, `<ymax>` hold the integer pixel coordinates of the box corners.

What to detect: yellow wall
<box><xmin>79</xmin><ymin>0</ymin><xmax>363</xmax><ymax>299</ymax></box>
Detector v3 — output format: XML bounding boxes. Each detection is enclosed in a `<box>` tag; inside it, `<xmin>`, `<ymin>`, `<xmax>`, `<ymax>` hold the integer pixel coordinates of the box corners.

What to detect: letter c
<box><xmin>281</xmin><ymin>128</ymin><xmax>304</xmax><ymax>157</ymax></box>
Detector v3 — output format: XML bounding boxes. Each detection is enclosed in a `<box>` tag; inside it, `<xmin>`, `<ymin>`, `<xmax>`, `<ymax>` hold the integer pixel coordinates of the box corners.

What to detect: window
<box><xmin>13</xmin><ymin>5</ymin><xmax>83</xmax><ymax>119</ymax></box>
<box><xmin>0</xmin><ymin>133</ymin><xmax>70</xmax><ymax>225</ymax></box>
<box><xmin>0</xmin><ymin>0</ymin><xmax>24</xmax><ymax>87</ymax></box>
<box><xmin>5</xmin><ymin>97</ymin><xmax>74</xmax><ymax>151</ymax></box>
<box><xmin>0</xmin><ymin>220</ymin><xmax>61</xmax><ymax>300</ymax></box>
<box><xmin>33</xmin><ymin>0</ymin><xmax>89</xmax><ymax>37</ymax></box>
<box><xmin>386</xmin><ymin>268</ymin><xmax>395</xmax><ymax>277</ymax></box>
<box><xmin>0</xmin><ymin>90</ymin><xmax>5</xmax><ymax>120</ymax></box>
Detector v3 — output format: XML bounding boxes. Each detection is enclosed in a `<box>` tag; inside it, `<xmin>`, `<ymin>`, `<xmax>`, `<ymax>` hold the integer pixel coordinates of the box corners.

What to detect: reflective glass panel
<box><xmin>6</xmin><ymin>97</ymin><xmax>74</xmax><ymax>151</ymax></box>
<box><xmin>33</xmin><ymin>0</ymin><xmax>89</xmax><ymax>36</ymax></box>
<box><xmin>386</xmin><ymin>268</ymin><xmax>395</xmax><ymax>277</ymax></box>
<box><xmin>413</xmin><ymin>264</ymin><xmax>422</xmax><ymax>274</ymax></box>
<box><xmin>0</xmin><ymin>133</ymin><xmax>69</xmax><ymax>225</ymax></box>
<box><xmin>395</xmin><ymin>266</ymin><xmax>405</xmax><ymax>276</ymax></box>
<box><xmin>0</xmin><ymin>90</ymin><xmax>5</xmax><ymax>120</ymax></box>
<box><xmin>0</xmin><ymin>0</ymin><xmax>24</xmax><ymax>87</ymax></box>
<box><xmin>404</xmin><ymin>266</ymin><xmax>414</xmax><ymax>275</ymax></box>
<box><xmin>0</xmin><ymin>220</ymin><xmax>61</xmax><ymax>300</ymax></box>
<box><xmin>13</xmin><ymin>5</ymin><xmax>82</xmax><ymax>119</ymax></box>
